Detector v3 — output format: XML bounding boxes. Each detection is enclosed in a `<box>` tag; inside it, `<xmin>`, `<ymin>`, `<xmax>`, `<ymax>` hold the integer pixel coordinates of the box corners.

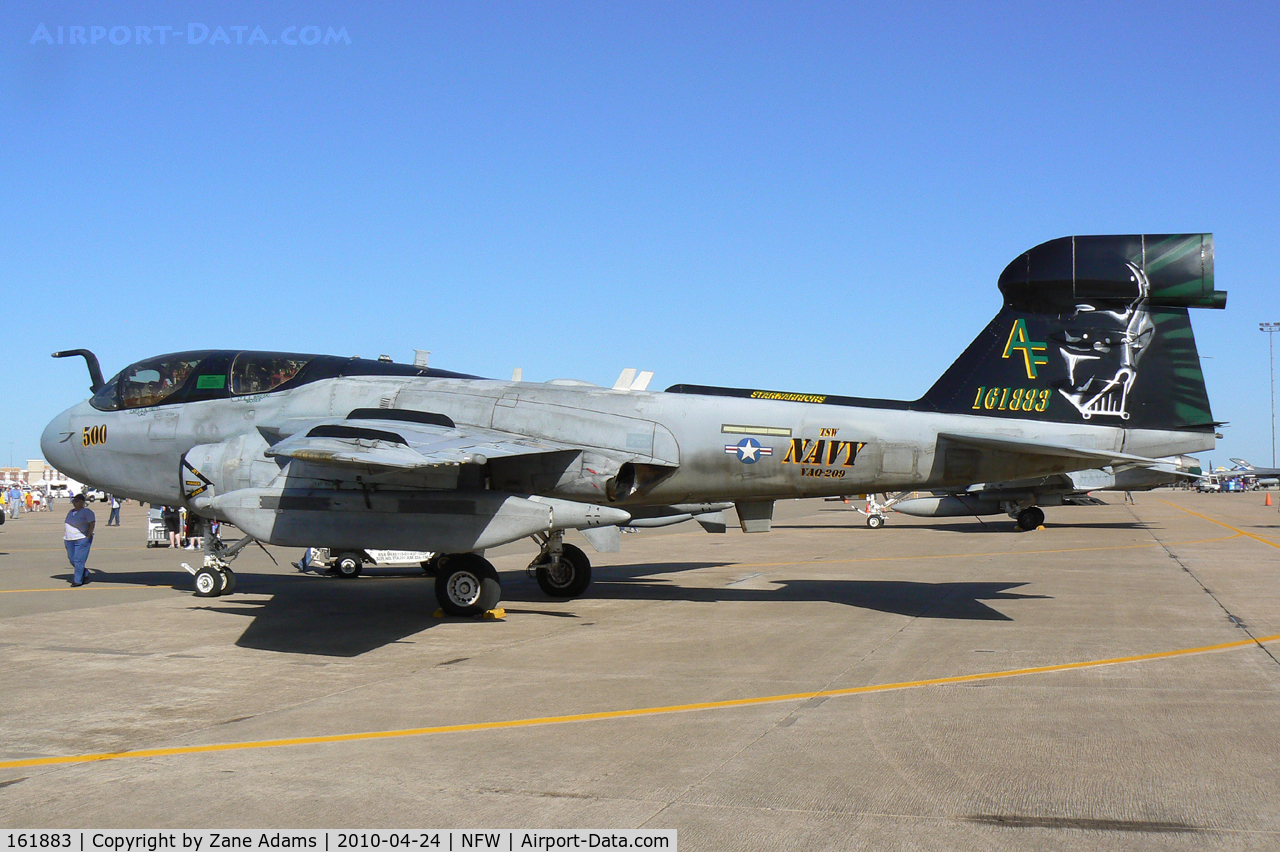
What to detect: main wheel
<box><xmin>193</xmin><ymin>567</ymin><xmax>222</xmax><ymax>597</ymax></box>
<box><xmin>435</xmin><ymin>553</ymin><xmax>501</xmax><ymax>617</ymax></box>
<box><xmin>1016</xmin><ymin>507</ymin><xmax>1045</xmax><ymax>531</ymax></box>
<box><xmin>219</xmin><ymin>568</ymin><xmax>237</xmax><ymax>594</ymax></box>
<box><xmin>333</xmin><ymin>551</ymin><xmax>363</xmax><ymax>578</ymax></box>
<box><xmin>867</xmin><ymin>514</ymin><xmax>885</xmax><ymax>529</ymax></box>
<box><xmin>533</xmin><ymin>542</ymin><xmax>592</xmax><ymax>598</ymax></box>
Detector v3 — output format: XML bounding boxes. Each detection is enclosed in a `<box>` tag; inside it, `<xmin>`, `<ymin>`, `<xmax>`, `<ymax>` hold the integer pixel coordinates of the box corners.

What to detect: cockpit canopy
<box><xmin>90</xmin><ymin>350</ymin><xmax>478</xmax><ymax>411</ymax></box>
<box><xmin>230</xmin><ymin>353</ymin><xmax>310</xmax><ymax>396</ymax></box>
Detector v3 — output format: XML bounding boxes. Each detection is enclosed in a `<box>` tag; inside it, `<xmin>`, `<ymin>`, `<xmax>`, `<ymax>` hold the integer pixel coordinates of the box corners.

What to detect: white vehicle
<box><xmin>302</xmin><ymin>548</ymin><xmax>437</xmax><ymax>579</ymax></box>
<box><xmin>1196</xmin><ymin>476</ymin><xmax>1221</xmax><ymax>493</ymax></box>
<box><xmin>45</xmin><ymin>481</ymin><xmax>82</xmax><ymax>499</ymax></box>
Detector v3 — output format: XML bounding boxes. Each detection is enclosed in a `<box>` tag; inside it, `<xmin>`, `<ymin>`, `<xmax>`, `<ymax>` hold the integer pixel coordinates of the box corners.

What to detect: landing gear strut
<box><xmin>527</xmin><ymin>531</ymin><xmax>593</xmax><ymax>598</ymax></box>
<box><xmin>855</xmin><ymin>493</ymin><xmax>908</xmax><ymax>529</ymax></box>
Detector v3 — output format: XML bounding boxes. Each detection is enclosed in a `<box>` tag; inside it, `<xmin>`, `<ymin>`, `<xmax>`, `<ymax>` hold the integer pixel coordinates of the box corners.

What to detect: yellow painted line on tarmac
<box><xmin>3</xmin><ymin>632</ymin><xmax>1276</xmax><ymax>771</ymax></box>
<box><xmin>1160</xmin><ymin>501</ymin><xmax>1280</xmax><ymax>550</ymax></box>
<box><xmin>0</xmin><ymin>548</ymin><xmax>159</xmax><ymax>553</ymax></box>
<box><xmin>0</xmin><ymin>585</ymin><xmax>174</xmax><ymax>594</ymax></box>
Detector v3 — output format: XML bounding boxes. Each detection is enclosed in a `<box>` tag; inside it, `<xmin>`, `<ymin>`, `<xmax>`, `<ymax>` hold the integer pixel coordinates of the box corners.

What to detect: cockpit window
<box><xmin>90</xmin><ymin>376</ymin><xmax>123</xmax><ymax>411</ymax></box>
<box><xmin>230</xmin><ymin>353</ymin><xmax>310</xmax><ymax>395</ymax></box>
<box><xmin>119</xmin><ymin>356</ymin><xmax>204</xmax><ymax>408</ymax></box>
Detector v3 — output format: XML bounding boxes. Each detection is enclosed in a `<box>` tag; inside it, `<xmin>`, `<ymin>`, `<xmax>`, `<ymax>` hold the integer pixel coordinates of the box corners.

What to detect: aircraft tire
<box><xmin>193</xmin><ymin>567</ymin><xmax>222</xmax><ymax>597</ymax></box>
<box><xmin>435</xmin><ymin>553</ymin><xmax>501</xmax><ymax>617</ymax></box>
<box><xmin>1016</xmin><ymin>507</ymin><xmax>1045</xmax><ymax>531</ymax></box>
<box><xmin>867</xmin><ymin>514</ymin><xmax>885</xmax><ymax>529</ymax></box>
<box><xmin>534</xmin><ymin>543</ymin><xmax>592</xmax><ymax>598</ymax></box>
<box><xmin>219</xmin><ymin>568</ymin><xmax>237</xmax><ymax>595</ymax></box>
<box><xmin>333</xmin><ymin>552</ymin><xmax>363</xmax><ymax>578</ymax></box>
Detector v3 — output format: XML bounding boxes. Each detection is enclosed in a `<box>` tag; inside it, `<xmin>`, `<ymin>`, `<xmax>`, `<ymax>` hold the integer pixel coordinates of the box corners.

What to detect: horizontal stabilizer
<box><xmin>939</xmin><ymin>432</ymin><xmax>1162</xmax><ymax>469</ymax></box>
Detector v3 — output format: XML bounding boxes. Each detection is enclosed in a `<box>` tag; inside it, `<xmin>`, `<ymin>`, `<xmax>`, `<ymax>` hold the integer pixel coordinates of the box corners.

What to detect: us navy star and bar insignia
<box><xmin>724</xmin><ymin>437</ymin><xmax>773</xmax><ymax>464</ymax></box>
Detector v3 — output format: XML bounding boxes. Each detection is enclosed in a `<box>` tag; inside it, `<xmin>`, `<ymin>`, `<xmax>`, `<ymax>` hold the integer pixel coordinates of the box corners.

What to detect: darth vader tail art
<box><xmin>919</xmin><ymin>234</ymin><xmax>1224</xmax><ymax>431</ymax></box>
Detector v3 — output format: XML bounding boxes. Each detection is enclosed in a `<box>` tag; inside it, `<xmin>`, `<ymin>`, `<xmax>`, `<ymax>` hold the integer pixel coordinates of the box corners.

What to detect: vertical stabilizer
<box><xmin>918</xmin><ymin>234</ymin><xmax>1224</xmax><ymax>431</ymax></box>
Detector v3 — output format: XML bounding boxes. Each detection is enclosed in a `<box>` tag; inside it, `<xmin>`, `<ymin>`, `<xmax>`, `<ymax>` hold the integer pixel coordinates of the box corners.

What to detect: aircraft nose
<box><xmin>41</xmin><ymin>407</ymin><xmax>81</xmax><ymax>480</ymax></box>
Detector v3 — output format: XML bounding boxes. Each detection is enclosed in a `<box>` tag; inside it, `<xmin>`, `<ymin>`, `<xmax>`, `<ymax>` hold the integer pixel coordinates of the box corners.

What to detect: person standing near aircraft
<box><xmin>162</xmin><ymin>505</ymin><xmax>182</xmax><ymax>548</ymax></box>
<box><xmin>9</xmin><ymin>485</ymin><xmax>22</xmax><ymax>518</ymax></box>
<box><xmin>185</xmin><ymin>513</ymin><xmax>203</xmax><ymax>551</ymax></box>
<box><xmin>107</xmin><ymin>494</ymin><xmax>121</xmax><ymax>526</ymax></box>
<box><xmin>64</xmin><ymin>494</ymin><xmax>95</xmax><ymax>586</ymax></box>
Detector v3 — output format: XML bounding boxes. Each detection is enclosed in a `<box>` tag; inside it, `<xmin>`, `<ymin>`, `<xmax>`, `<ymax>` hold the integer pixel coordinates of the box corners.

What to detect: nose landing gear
<box><xmin>182</xmin><ymin>532</ymin><xmax>255</xmax><ymax>597</ymax></box>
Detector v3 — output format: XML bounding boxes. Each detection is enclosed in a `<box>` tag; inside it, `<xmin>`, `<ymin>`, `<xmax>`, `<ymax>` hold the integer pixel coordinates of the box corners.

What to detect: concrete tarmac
<box><xmin>2</xmin><ymin>492</ymin><xmax>1279</xmax><ymax>849</ymax></box>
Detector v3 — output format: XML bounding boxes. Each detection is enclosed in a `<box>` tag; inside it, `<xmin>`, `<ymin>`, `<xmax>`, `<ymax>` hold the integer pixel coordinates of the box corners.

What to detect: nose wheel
<box><xmin>190</xmin><ymin>565</ymin><xmax>235</xmax><ymax>597</ymax></box>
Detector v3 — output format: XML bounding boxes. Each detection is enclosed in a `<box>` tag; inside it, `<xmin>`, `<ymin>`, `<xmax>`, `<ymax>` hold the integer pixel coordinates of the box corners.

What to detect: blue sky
<box><xmin>3</xmin><ymin>2</ymin><xmax>1278</xmax><ymax>469</ymax></box>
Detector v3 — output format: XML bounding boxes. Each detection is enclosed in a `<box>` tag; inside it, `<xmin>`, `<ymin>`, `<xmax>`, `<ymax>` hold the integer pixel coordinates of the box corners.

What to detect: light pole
<box><xmin>1262</xmin><ymin>322</ymin><xmax>1280</xmax><ymax>467</ymax></box>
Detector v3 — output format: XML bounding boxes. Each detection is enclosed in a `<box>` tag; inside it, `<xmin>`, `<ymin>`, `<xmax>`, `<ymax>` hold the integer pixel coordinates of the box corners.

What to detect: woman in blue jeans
<box><xmin>64</xmin><ymin>493</ymin><xmax>96</xmax><ymax>586</ymax></box>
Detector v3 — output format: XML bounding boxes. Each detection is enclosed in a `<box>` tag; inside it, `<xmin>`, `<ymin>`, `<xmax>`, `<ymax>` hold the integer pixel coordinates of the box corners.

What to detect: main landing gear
<box><xmin>415</xmin><ymin>531</ymin><xmax>598</xmax><ymax>617</ymax></box>
<box><xmin>1014</xmin><ymin>506</ymin><xmax>1045</xmax><ymax>531</ymax></box>
<box><xmin>527</xmin><ymin>531</ymin><xmax>592</xmax><ymax>598</ymax></box>
<box><xmin>433</xmin><ymin>553</ymin><xmax>502</xmax><ymax>617</ymax></box>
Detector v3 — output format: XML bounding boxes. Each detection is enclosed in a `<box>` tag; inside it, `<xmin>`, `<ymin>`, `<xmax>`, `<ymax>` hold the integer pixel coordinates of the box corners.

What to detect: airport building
<box><xmin>0</xmin><ymin>459</ymin><xmax>74</xmax><ymax>490</ymax></box>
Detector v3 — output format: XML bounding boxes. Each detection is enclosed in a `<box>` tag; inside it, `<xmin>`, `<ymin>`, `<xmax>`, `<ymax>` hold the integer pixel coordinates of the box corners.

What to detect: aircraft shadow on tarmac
<box><xmin>202</xmin><ymin>572</ymin><xmax>444</xmax><ymax>657</ymax></box>
<box><xmin>71</xmin><ymin>564</ymin><xmax>1050</xmax><ymax>657</ymax></box>
<box><xmin>51</xmin><ymin>569</ymin><xmax>193</xmax><ymax>591</ymax></box>
<box><xmin>561</xmin><ymin>572</ymin><xmax>1050</xmax><ymax>621</ymax></box>
<box><xmin>199</xmin><ymin>564</ymin><xmax>728</xmax><ymax>657</ymax></box>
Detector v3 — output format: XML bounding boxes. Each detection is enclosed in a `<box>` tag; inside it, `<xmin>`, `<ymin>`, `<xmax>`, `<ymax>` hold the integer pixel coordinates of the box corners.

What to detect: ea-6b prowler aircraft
<box><xmin>44</xmin><ymin>234</ymin><xmax>1225</xmax><ymax>616</ymax></box>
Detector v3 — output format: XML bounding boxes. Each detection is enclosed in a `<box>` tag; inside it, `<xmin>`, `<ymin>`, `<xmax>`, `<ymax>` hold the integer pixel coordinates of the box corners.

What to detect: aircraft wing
<box><xmin>264</xmin><ymin>418</ymin><xmax>577</xmax><ymax>471</ymax></box>
<box><xmin>939</xmin><ymin>432</ymin><xmax>1163</xmax><ymax>470</ymax></box>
